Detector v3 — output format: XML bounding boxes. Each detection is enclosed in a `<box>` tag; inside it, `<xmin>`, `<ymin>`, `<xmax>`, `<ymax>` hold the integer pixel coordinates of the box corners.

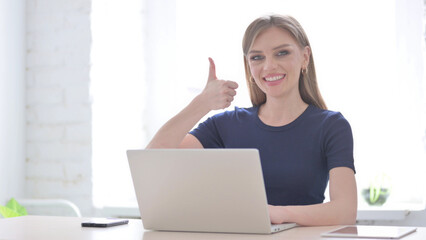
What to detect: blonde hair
<box><xmin>242</xmin><ymin>14</ymin><xmax>327</xmax><ymax>110</ymax></box>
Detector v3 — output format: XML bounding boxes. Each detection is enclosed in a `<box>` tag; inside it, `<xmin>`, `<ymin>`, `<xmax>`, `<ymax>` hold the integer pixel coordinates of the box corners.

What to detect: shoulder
<box><xmin>306</xmin><ymin>105</ymin><xmax>351</xmax><ymax>129</ymax></box>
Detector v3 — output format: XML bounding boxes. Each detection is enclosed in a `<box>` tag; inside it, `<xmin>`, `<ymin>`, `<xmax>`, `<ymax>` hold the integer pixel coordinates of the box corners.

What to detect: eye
<box><xmin>250</xmin><ymin>55</ymin><xmax>264</xmax><ymax>61</ymax></box>
<box><xmin>277</xmin><ymin>50</ymin><xmax>289</xmax><ymax>56</ymax></box>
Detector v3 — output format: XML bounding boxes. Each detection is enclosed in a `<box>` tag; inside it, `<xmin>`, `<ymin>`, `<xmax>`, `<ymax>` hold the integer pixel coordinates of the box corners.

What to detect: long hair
<box><xmin>242</xmin><ymin>15</ymin><xmax>327</xmax><ymax>110</ymax></box>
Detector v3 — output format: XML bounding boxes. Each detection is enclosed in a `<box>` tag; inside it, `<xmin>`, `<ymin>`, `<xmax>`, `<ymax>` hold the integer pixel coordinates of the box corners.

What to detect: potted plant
<box><xmin>362</xmin><ymin>173</ymin><xmax>391</xmax><ymax>206</ymax></box>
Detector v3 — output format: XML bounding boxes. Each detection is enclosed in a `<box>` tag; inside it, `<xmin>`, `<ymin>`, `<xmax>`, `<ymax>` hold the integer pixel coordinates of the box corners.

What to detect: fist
<box><xmin>201</xmin><ymin>58</ymin><xmax>238</xmax><ymax>110</ymax></box>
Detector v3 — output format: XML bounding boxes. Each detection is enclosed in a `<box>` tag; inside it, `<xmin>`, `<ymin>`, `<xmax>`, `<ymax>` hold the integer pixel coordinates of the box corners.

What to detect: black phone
<box><xmin>81</xmin><ymin>218</ymin><xmax>129</xmax><ymax>228</ymax></box>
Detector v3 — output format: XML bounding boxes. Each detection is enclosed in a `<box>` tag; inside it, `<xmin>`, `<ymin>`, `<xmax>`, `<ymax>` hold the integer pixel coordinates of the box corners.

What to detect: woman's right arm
<box><xmin>146</xmin><ymin>58</ymin><xmax>238</xmax><ymax>149</ymax></box>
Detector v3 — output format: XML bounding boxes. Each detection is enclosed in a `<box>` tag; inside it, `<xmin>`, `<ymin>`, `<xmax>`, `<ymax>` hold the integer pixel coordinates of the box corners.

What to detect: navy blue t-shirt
<box><xmin>189</xmin><ymin>105</ymin><xmax>355</xmax><ymax>206</ymax></box>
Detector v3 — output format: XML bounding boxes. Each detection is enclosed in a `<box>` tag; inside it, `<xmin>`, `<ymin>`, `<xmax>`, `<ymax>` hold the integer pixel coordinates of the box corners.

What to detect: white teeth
<box><xmin>264</xmin><ymin>75</ymin><xmax>285</xmax><ymax>82</ymax></box>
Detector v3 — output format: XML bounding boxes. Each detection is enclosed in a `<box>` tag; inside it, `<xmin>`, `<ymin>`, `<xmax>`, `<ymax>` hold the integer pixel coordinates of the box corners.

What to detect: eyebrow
<box><xmin>248</xmin><ymin>44</ymin><xmax>292</xmax><ymax>54</ymax></box>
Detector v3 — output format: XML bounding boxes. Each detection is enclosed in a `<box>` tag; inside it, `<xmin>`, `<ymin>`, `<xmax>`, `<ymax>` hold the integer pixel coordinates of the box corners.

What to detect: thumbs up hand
<box><xmin>200</xmin><ymin>58</ymin><xmax>239</xmax><ymax>110</ymax></box>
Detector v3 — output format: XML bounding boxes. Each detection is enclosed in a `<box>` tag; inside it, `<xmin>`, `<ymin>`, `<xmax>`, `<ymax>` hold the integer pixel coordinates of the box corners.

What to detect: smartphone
<box><xmin>81</xmin><ymin>218</ymin><xmax>129</xmax><ymax>228</ymax></box>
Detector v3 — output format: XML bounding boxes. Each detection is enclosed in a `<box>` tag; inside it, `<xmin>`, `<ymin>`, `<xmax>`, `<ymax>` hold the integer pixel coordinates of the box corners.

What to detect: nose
<box><xmin>263</xmin><ymin>57</ymin><xmax>278</xmax><ymax>71</ymax></box>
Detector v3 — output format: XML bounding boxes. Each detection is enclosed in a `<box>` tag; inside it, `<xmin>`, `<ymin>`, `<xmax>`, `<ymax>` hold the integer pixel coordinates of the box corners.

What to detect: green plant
<box><xmin>362</xmin><ymin>187</ymin><xmax>390</xmax><ymax>205</ymax></box>
<box><xmin>0</xmin><ymin>198</ymin><xmax>27</xmax><ymax>218</ymax></box>
<box><xmin>362</xmin><ymin>173</ymin><xmax>391</xmax><ymax>206</ymax></box>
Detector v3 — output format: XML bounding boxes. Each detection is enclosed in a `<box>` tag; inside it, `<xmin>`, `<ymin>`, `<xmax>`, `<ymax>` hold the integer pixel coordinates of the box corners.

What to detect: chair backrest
<box><xmin>16</xmin><ymin>198</ymin><xmax>81</xmax><ymax>217</ymax></box>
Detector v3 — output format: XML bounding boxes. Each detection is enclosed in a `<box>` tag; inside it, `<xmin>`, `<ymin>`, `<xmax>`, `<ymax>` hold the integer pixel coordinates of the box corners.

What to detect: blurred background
<box><xmin>1</xmin><ymin>0</ymin><xmax>425</xmax><ymax>225</ymax></box>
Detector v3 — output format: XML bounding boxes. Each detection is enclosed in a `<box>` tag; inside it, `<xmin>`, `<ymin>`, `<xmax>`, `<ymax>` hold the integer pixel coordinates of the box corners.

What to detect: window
<box><xmin>91</xmin><ymin>0</ymin><xmax>426</xmax><ymax>212</ymax></box>
<box><xmin>91</xmin><ymin>0</ymin><xmax>145</xmax><ymax>208</ymax></box>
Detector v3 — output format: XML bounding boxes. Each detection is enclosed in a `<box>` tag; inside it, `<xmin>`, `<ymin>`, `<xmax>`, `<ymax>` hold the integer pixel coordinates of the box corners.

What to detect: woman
<box><xmin>147</xmin><ymin>14</ymin><xmax>357</xmax><ymax>226</ymax></box>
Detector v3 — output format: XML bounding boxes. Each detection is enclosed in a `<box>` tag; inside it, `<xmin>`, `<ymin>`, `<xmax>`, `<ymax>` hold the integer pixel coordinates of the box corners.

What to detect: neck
<box><xmin>258</xmin><ymin>96</ymin><xmax>308</xmax><ymax>127</ymax></box>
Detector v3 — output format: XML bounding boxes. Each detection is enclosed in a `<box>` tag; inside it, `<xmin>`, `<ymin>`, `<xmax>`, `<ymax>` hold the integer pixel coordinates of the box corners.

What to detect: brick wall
<box><xmin>26</xmin><ymin>0</ymin><xmax>93</xmax><ymax>216</ymax></box>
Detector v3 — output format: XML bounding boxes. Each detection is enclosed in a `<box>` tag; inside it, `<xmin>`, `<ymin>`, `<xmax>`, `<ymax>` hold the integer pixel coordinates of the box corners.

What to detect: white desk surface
<box><xmin>0</xmin><ymin>215</ymin><xmax>424</xmax><ymax>240</ymax></box>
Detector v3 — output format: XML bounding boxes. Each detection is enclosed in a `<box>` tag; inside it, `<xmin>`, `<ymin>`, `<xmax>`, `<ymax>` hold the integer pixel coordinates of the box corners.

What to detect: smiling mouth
<box><xmin>264</xmin><ymin>74</ymin><xmax>286</xmax><ymax>82</ymax></box>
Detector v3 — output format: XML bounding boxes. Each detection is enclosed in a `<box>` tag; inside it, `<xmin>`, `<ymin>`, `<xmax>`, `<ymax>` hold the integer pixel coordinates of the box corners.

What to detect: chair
<box><xmin>16</xmin><ymin>198</ymin><xmax>82</xmax><ymax>217</ymax></box>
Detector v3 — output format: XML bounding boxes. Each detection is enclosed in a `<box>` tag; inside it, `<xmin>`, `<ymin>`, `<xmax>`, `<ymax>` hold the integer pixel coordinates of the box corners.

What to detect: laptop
<box><xmin>127</xmin><ymin>148</ymin><xmax>297</xmax><ymax>234</ymax></box>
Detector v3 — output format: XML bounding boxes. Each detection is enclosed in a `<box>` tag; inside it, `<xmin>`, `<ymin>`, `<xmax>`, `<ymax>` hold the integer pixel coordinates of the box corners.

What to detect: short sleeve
<box><xmin>189</xmin><ymin>116</ymin><xmax>224</xmax><ymax>148</ymax></box>
<box><xmin>322</xmin><ymin>113</ymin><xmax>356</xmax><ymax>173</ymax></box>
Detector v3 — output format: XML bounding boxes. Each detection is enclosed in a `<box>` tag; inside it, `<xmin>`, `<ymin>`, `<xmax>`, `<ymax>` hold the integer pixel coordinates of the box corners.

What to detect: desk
<box><xmin>0</xmin><ymin>216</ymin><xmax>424</xmax><ymax>240</ymax></box>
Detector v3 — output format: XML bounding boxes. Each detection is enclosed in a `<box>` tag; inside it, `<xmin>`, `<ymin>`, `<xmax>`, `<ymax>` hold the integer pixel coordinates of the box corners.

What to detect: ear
<box><xmin>302</xmin><ymin>46</ymin><xmax>311</xmax><ymax>67</ymax></box>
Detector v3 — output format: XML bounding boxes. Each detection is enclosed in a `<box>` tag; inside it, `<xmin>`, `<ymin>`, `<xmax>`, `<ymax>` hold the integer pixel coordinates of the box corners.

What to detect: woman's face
<box><xmin>247</xmin><ymin>27</ymin><xmax>310</xmax><ymax>101</ymax></box>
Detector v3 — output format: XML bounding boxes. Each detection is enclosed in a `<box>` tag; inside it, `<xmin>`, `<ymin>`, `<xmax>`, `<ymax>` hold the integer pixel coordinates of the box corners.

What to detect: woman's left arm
<box><xmin>269</xmin><ymin>166</ymin><xmax>357</xmax><ymax>226</ymax></box>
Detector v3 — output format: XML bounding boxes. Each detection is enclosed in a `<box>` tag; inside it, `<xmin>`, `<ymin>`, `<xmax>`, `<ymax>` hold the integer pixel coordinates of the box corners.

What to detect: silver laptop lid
<box><xmin>127</xmin><ymin>149</ymin><xmax>275</xmax><ymax>234</ymax></box>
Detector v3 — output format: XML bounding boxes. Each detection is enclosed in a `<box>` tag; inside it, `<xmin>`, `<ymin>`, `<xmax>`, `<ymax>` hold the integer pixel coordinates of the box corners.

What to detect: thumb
<box><xmin>208</xmin><ymin>57</ymin><xmax>217</xmax><ymax>81</ymax></box>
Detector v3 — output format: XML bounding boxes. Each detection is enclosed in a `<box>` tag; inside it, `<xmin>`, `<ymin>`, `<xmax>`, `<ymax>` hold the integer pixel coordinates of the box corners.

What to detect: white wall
<box><xmin>25</xmin><ymin>0</ymin><xmax>93</xmax><ymax>216</ymax></box>
<box><xmin>0</xmin><ymin>0</ymin><xmax>26</xmax><ymax>204</ymax></box>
